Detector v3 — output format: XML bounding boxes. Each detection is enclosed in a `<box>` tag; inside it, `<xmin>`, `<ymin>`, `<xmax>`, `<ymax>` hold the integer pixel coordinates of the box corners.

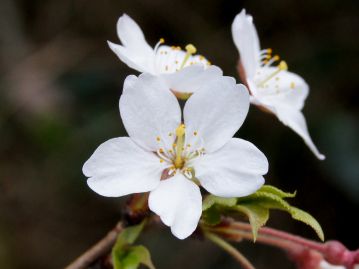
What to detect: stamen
<box><xmin>290</xmin><ymin>82</ymin><xmax>295</xmax><ymax>89</ymax></box>
<box><xmin>179</xmin><ymin>44</ymin><xmax>197</xmax><ymax>69</ymax></box>
<box><xmin>258</xmin><ymin>60</ymin><xmax>288</xmax><ymax>87</ymax></box>
<box><xmin>154</xmin><ymin>38</ymin><xmax>165</xmax><ymax>52</ymax></box>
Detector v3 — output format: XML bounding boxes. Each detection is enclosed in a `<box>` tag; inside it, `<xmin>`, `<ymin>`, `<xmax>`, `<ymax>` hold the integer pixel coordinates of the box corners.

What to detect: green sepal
<box><xmin>112</xmin><ymin>221</ymin><xmax>155</xmax><ymax>269</ymax></box>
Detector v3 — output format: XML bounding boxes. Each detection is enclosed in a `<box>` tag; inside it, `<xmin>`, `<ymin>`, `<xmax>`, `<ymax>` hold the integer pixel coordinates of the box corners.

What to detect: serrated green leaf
<box><xmin>234</xmin><ymin>204</ymin><xmax>269</xmax><ymax>241</ymax></box>
<box><xmin>202</xmin><ymin>195</ymin><xmax>237</xmax><ymax>211</ymax></box>
<box><xmin>259</xmin><ymin>185</ymin><xmax>296</xmax><ymax>198</ymax></box>
<box><xmin>113</xmin><ymin>245</ymin><xmax>155</xmax><ymax>269</ymax></box>
<box><xmin>238</xmin><ymin>192</ymin><xmax>324</xmax><ymax>241</ymax></box>
<box><xmin>288</xmin><ymin>206</ymin><xmax>324</xmax><ymax>242</ymax></box>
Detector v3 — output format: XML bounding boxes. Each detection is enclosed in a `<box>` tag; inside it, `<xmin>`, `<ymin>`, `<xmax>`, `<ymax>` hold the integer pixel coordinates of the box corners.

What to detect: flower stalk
<box><xmin>202</xmin><ymin>219</ymin><xmax>358</xmax><ymax>268</ymax></box>
<box><xmin>205</xmin><ymin>232</ymin><xmax>256</xmax><ymax>269</ymax></box>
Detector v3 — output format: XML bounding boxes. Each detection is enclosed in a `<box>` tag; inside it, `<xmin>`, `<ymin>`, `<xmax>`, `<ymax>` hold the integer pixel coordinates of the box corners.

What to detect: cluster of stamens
<box><xmin>255</xmin><ymin>48</ymin><xmax>296</xmax><ymax>92</ymax></box>
<box><xmin>154</xmin><ymin>38</ymin><xmax>211</xmax><ymax>73</ymax></box>
<box><xmin>156</xmin><ymin>124</ymin><xmax>205</xmax><ymax>179</ymax></box>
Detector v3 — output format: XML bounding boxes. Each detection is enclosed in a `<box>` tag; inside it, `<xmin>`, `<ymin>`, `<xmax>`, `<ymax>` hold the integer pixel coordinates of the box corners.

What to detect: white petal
<box><xmin>148</xmin><ymin>174</ymin><xmax>202</xmax><ymax>239</ymax></box>
<box><xmin>83</xmin><ymin>137</ymin><xmax>164</xmax><ymax>197</ymax></box>
<box><xmin>120</xmin><ymin>74</ymin><xmax>181</xmax><ymax>152</ymax></box>
<box><xmin>193</xmin><ymin>138</ymin><xmax>268</xmax><ymax>198</ymax></box>
<box><xmin>319</xmin><ymin>260</ymin><xmax>346</xmax><ymax>269</ymax></box>
<box><xmin>274</xmin><ymin>106</ymin><xmax>325</xmax><ymax>160</ymax></box>
<box><xmin>184</xmin><ymin>77</ymin><xmax>250</xmax><ymax>153</ymax></box>
<box><xmin>162</xmin><ymin>65</ymin><xmax>223</xmax><ymax>94</ymax></box>
<box><xmin>108</xmin><ymin>14</ymin><xmax>155</xmax><ymax>73</ymax></box>
<box><xmin>232</xmin><ymin>9</ymin><xmax>261</xmax><ymax>78</ymax></box>
<box><xmin>251</xmin><ymin>68</ymin><xmax>309</xmax><ymax>110</ymax></box>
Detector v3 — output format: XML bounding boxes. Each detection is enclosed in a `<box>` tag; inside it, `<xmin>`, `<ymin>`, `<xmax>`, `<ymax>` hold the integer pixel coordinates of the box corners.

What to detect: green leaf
<box><xmin>202</xmin><ymin>206</ymin><xmax>221</xmax><ymax>226</ymax></box>
<box><xmin>238</xmin><ymin>192</ymin><xmax>324</xmax><ymax>241</ymax></box>
<box><xmin>234</xmin><ymin>204</ymin><xmax>269</xmax><ymax>241</ymax></box>
<box><xmin>112</xmin><ymin>221</ymin><xmax>155</xmax><ymax>269</ymax></box>
<box><xmin>288</xmin><ymin>206</ymin><xmax>324</xmax><ymax>242</ymax></box>
<box><xmin>202</xmin><ymin>195</ymin><xmax>237</xmax><ymax>211</ymax></box>
<box><xmin>113</xmin><ymin>245</ymin><xmax>155</xmax><ymax>269</ymax></box>
<box><xmin>259</xmin><ymin>185</ymin><xmax>296</xmax><ymax>198</ymax></box>
<box><xmin>113</xmin><ymin>221</ymin><xmax>145</xmax><ymax>249</ymax></box>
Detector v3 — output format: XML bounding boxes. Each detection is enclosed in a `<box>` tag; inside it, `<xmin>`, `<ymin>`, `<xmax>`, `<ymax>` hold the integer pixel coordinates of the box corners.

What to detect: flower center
<box><xmin>252</xmin><ymin>48</ymin><xmax>298</xmax><ymax>92</ymax></box>
<box><xmin>154</xmin><ymin>39</ymin><xmax>211</xmax><ymax>74</ymax></box>
<box><xmin>156</xmin><ymin>124</ymin><xmax>205</xmax><ymax>179</ymax></box>
<box><xmin>257</xmin><ymin>60</ymin><xmax>288</xmax><ymax>87</ymax></box>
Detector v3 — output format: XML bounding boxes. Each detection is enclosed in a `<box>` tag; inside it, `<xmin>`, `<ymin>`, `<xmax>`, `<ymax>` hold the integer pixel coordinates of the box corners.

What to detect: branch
<box><xmin>64</xmin><ymin>221</ymin><xmax>123</xmax><ymax>269</ymax></box>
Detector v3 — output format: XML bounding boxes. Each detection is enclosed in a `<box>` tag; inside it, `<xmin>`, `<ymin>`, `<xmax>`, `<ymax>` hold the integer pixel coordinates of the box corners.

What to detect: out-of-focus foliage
<box><xmin>0</xmin><ymin>0</ymin><xmax>358</xmax><ymax>269</ymax></box>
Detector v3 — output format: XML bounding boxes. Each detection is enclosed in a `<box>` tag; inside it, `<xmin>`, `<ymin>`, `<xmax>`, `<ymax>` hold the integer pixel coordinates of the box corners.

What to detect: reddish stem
<box><xmin>230</xmin><ymin>221</ymin><xmax>326</xmax><ymax>253</ymax></box>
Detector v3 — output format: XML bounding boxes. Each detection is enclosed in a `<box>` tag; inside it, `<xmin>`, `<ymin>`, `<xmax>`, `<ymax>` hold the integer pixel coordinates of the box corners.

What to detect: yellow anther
<box><xmin>199</xmin><ymin>55</ymin><xmax>205</xmax><ymax>60</ymax></box>
<box><xmin>175</xmin><ymin>60</ymin><xmax>179</xmax><ymax>64</ymax></box>
<box><xmin>172</xmin><ymin>143</ymin><xmax>177</xmax><ymax>148</ymax></box>
<box><xmin>185</xmin><ymin>44</ymin><xmax>197</xmax><ymax>54</ymax></box>
<box><xmin>193</xmin><ymin>131</ymin><xmax>198</xmax><ymax>136</ymax></box>
<box><xmin>187</xmin><ymin>144</ymin><xmax>191</xmax><ymax>148</ymax></box>
<box><xmin>267</xmin><ymin>48</ymin><xmax>273</xmax><ymax>54</ymax></box>
<box><xmin>290</xmin><ymin>82</ymin><xmax>296</xmax><ymax>89</ymax></box>
<box><xmin>278</xmin><ymin>61</ymin><xmax>288</xmax><ymax>70</ymax></box>
<box><xmin>159</xmin><ymin>148</ymin><xmax>164</xmax><ymax>153</ymax></box>
<box><xmin>159</xmin><ymin>38</ymin><xmax>165</xmax><ymax>44</ymax></box>
<box><xmin>156</xmin><ymin>136</ymin><xmax>161</xmax><ymax>142</ymax></box>
<box><xmin>168</xmin><ymin>132</ymin><xmax>173</xmax><ymax>137</ymax></box>
<box><xmin>160</xmin><ymin>159</ymin><xmax>164</xmax><ymax>163</ymax></box>
<box><xmin>273</xmin><ymin>55</ymin><xmax>280</xmax><ymax>61</ymax></box>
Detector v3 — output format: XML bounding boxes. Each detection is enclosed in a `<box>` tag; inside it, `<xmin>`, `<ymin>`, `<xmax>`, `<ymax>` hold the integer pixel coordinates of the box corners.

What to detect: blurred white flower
<box><xmin>83</xmin><ymin>74</ymin><xmax>268</xmax><ymax>239</ymax></box>
<box><xmin>319</xmin><ymin>260</ymin><xmax>346</xmax><ymax>269</ymax></box>
<box><xmin>108</xmin><ymin>14</ymin><xmax>222</xmax><ymax>98</ymax></box>
<box><xmin>232</xmin><ymin>9</ymin><xmax>325</xmax><ymax>160</ymax></box>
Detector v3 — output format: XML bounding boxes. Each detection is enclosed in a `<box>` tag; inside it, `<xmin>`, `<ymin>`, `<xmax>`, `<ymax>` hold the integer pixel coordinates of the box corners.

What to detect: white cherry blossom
<box><xmin>83</xmin><ymin>73</ymin><xmax>268</xmax><ymax>239</ymax></box>
<box><xmin>232</xmin><ymin>9</ymin><xmax>325</xmax><ymax>160</ymax></box>
<box><xmin>108</xmin><ymin>14</ymin><xmax>222</xmax><ymax>98</ymax></box>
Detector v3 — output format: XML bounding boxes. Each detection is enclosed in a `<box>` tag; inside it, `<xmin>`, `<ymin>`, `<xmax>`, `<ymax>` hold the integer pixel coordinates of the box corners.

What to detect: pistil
<box><xmin>174</xmin><ymin>124</ymin><xmax>186</xmax><ymax>168</ymax></box>
<box><xmin>179</xmin><ymin>44</ymin><xmax>197</xmax><ymax>69</ymax></box>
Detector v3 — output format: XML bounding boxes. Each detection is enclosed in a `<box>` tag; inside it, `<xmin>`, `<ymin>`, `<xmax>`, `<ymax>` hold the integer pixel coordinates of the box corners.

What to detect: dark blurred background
<box><xmin>0</xmin><ymin>0</ymin><xmax>358</xmax><ymax>268</ymax></box>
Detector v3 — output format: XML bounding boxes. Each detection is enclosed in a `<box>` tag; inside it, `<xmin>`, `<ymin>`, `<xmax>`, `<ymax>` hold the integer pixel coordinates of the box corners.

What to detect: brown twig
<box><xmin>64</xmin><ymin>221</ymin><xmax>123</xmax><ymax>269</ymax></box>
